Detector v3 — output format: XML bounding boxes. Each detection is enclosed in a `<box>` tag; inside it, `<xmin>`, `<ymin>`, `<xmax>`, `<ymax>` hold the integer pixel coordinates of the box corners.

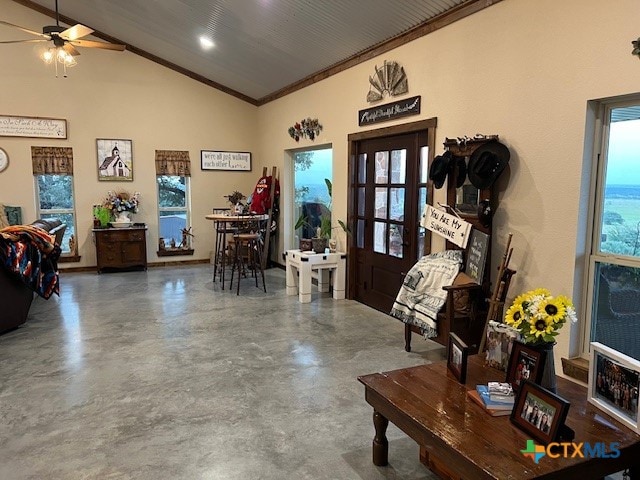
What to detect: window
<box><xmin>154</xmin><ymin>149</ymin><xmax>192</xmax><ymax>251</ymax></box>
<box><xmin>293</xmin><ymin>147</ymin><xmax>332</xmax><ymax>243</ymax></box>
<box><xmin>584</xmin><ymin>100</ymin><xmax>640</xmax><ymax>360</ymax></box>
<box><xmin>32</xmin><ymin>146</ymin><xmax>75</xmax><ymax>256</ymax></box>
<box><xmin>157</xmin><ymin>175</ymin><xmax>190</xmax><ymax>248</ymax></box>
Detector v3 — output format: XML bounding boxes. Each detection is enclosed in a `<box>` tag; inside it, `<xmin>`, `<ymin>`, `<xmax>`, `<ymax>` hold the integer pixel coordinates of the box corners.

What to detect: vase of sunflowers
<box><xmin>504</xmin><ymin>288</ymin><xmax>578</xmax><ymax>393</ymax></box>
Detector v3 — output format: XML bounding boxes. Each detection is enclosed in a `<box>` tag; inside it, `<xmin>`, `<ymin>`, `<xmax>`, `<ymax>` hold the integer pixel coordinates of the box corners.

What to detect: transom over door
<box><xmin>351</xmin><ymin>130</ymin><xmax>431</xmax><ymax>313</ymax></box>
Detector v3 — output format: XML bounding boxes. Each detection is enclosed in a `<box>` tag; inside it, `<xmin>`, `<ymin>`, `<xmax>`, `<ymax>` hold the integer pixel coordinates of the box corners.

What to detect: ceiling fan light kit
<box><xmin>0</xmin><ymin>0</ymin><xmax>125</xmax><ymax>77</ymax></box>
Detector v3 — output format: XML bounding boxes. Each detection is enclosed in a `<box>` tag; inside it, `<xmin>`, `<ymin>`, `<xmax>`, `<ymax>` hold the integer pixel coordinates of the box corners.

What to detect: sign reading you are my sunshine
<box><xmin>201</xmin><ymin>150</ymin><xmax>251</xmax><ymax>171</ymax></box>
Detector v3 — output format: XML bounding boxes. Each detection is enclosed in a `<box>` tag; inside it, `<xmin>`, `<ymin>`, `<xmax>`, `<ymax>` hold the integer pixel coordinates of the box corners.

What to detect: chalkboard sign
<box><xmin>465</xmin><ymin>229</ymin><xmax>490</xmax><ymax>284</ymax></box>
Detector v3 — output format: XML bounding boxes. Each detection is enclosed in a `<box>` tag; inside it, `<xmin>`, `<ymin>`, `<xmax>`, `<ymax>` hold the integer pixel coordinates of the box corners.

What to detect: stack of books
<box><xmin>467</xmin><ymin>383</ymin><xmax>515</xmax><ymax>416</ymax></box>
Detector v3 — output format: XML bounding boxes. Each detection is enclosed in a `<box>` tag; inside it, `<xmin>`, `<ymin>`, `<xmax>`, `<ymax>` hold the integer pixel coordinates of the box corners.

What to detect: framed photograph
<box><xmin>97</xmin><ymin>139</ymin><xmax>133</xmax><ymax>181</ymax></box>
<box><xmin>506</xmin><ymin>341</ymin><xmax>547</xmax><ymax>392</ymax></box>
<box><xmin>510</xmin><ymin>380</ymin><xmax>570</xmax><ymax>444</ymax></box>
<box><xmin>447</xmin><ymin>332</ymin><xmax>469</xmax><ymax>384</ymax></box>
<box><xmin>201</xmin><ymin>150</ymin><xmax>251</xmax><ymax>171</ymax></box>
<box><xmin>588</xmin><ymin>342</ymin><xmax>640</xmax><ymax>434</ymax></box>
<box><xmin>485</xmin><ymin>320</ymin><xmax>520</xmax><ymax>372</ymax></box>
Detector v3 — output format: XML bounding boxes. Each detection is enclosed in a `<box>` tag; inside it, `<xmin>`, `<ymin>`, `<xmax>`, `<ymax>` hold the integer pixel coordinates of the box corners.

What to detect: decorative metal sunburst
<box><xmin>633</xmin><ymin>37</ymin><xmax>640</xmax><ymax>59</ymax></box>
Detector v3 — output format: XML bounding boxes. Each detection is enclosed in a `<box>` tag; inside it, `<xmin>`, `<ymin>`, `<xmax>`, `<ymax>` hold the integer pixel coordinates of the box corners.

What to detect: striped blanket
<box><xmin>390</xmin><ymin>250</ymin><xmax>463</xmax><ymax>338</ymax></box>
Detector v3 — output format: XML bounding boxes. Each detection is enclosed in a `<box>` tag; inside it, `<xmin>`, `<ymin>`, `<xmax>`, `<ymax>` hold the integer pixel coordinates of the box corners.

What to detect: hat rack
<box><xmin>443</xmin><ymin>134</ymin><xmax>499</xmax><ymax>157</ymax></box>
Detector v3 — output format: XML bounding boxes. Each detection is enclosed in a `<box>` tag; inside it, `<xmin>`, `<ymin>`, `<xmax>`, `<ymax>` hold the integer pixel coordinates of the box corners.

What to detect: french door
<box><xmin>347</xmin><ymin>119</ymin><xmax>435</xmax><ymax>313</ymax></box>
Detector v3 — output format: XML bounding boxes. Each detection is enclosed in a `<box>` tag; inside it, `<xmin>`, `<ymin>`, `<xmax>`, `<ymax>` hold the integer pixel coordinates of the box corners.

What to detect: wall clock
<box><xmin>0</xmin><ymin>148</ymin><xmax>8</xmax><ymax>173</ymax></box>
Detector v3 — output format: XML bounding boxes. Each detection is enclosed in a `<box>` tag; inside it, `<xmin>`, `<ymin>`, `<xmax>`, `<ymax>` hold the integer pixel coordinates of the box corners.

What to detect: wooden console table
<box><xmin>93</xmin><ymin>226</ymin><xmax>147</xmax><ymax>273</ymax></box>
<box><xmin>358</xmin><ymin>356</ymin><xmax>640</xmax><ymax>479</ymax></box>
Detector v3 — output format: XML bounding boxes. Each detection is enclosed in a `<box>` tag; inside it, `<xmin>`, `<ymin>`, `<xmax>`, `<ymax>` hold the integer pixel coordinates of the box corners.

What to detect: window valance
<box><xmin>155</xmin><ymin>150</ymin><xmax>191</xmax><ymax>176</ymax></box>
<box><xmin>31</xmin><ymin>146</ymin><xmax>73</xmax><ymax>175</ymax></box>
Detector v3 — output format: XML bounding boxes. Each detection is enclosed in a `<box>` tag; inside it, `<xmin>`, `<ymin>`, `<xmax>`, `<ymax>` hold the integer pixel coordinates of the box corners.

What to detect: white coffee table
<box><xmin>284</xmin><ymin>249</ymin><xmax>346</xmax><ymax>303</ymax></box>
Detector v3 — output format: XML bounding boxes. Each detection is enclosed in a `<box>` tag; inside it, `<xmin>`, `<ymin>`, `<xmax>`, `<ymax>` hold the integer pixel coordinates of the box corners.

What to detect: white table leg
<box><xmin>298</xmin><ymin>261</ymin><xmax>313</xmax><ymax>303</ymax></box>
<box><xmin>286</xmin><ymin>257</ymin><xmax>299</xmax><ymax>296</ymax></box>
<box><xmin>333</xmin><ymin>256</ymin><xmax>346</xmax><ymax>300</ymax></box>
<box><xmin>317</xmin><ymin>268</ymin><xmax>330</xmax><ymax>293</ymax></box>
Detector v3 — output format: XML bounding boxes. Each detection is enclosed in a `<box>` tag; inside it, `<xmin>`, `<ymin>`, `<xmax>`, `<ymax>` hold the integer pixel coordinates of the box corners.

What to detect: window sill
<box><xmin>561</xmin><ymin>357</ymin><xmax>589</xmax><ymax>384</ymax></box>
<box><xmin>157</xmin><ymin>249</ymin><xmax>194</xmax><ymax>257</ymax></box>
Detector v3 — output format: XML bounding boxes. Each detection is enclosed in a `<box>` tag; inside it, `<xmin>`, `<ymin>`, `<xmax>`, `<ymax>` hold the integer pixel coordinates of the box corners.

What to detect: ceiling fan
<box><xmin>0</xmin><ymin>0</ymin><xmax>125</xmax><ymax>75</ymax></box>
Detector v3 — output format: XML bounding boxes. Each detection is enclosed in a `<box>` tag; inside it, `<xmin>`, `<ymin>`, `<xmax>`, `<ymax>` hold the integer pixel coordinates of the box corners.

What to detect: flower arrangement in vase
<box><xmin>504</xmin><ymin>288</ymin><xmax>578</xmax><ymax>392</ymax></box>
<box><xmin>104</xmin><ymin>190</ymin><xmax>140</xmax><ymax>224</ymax></box>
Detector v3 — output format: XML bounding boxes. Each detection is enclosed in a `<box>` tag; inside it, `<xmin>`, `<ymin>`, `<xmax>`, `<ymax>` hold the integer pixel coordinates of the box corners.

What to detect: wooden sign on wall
<box><xmin>358</xmin><ymin>95</ymin><xmax>421</xmax><ymax>126</ymax></box>
<box><xmin>0</xmin><ymin>115</ymin><xmax>67</xmax><ymax>139</ymax></box>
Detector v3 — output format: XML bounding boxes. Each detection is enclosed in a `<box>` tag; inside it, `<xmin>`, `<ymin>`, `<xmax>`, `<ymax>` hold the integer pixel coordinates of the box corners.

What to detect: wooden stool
<box><xmin>229</xmin><ymin>233</ymin><xmax>266</xmax><ymax>295</ymax></box>
<box><xmin>212</xmin><ymin>208</ymin><xmax>233</xmax><ymax>288</ymax></box>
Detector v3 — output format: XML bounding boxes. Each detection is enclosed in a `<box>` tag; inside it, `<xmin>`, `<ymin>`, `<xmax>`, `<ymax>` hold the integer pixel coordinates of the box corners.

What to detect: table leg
<box><xmin>298</xmin><ymin>261</ymin><xmax>312</xmax><ymax>303</ymax></box>
<box><xmin>285</xmin><ymin>259</ymin><xmax>299</xmax><ymax>296</ymax></box>
<box><xmin>332</xmin><ymin>256</ymin><xmax>346</xmax><ymax>300</ymax></box>
<box><xmin>317</xmin><ymin>268</ymin><xmax>330</xmax><ymax>293</ymax></box>
<box><xmin>373</xmin><ymin>410</ymin><xmax>389</xmax><ymax>466</ymax></box>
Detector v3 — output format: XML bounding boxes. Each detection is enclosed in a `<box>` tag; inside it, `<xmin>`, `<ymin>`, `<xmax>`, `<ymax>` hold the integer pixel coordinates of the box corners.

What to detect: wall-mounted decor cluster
<box><xmin>366</xmin><ymin>60</ymin><xmax>408</xmax><ymax>103</ymax></box>
<box><xmin>288</xmin><ymin>118</ymin><xmax>322</xmax><ymax>142</ymax></box>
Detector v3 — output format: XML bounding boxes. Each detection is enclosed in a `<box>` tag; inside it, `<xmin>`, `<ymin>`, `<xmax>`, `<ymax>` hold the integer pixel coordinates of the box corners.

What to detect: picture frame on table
<box><xmin>510</xmin><ymin>380</ymin><xmax>570</xmax><ymax>445</ymax></box>
<box><xmin>588</xmin><ymin>342</ymin><xmax>640</xmax><ymax>434</ymax></box>
<box><xmin>506</xmin><ymin>341</ymin><xmax>547</xmax><ymax>392</ymax></box>
<box><xmin>447</xmin><ymin>332</ymin><xmax>469</xmax><ymax>384</ymax></box>
<box><xmin>97</xmin><ymin>138</ymin><xmax>133</xmax><ymax>181</ymax></box>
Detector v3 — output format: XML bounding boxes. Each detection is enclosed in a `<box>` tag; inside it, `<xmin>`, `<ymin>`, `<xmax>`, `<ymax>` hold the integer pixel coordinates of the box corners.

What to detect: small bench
<box><xmin>284</xmin><ymin>249</ymin><xmax>346</xmax><ymax>303</ymax></box>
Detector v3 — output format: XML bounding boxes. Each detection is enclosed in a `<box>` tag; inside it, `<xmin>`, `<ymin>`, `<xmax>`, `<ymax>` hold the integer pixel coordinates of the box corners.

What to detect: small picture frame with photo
<box><xmin>588</xmin><ymin>342</ymin><xmax>640</xmax><ymax>434</ymax></box>
<box><xmin>506</xmin><ymin>341</ymin><xmax>547</xmax><ymax>392</ymax></box>
<box><xmin>447</xmin><ymin>332</ymin><xmax>469</xmax><ymax>384</ymax></box>
<box><xmin>510</xmin><ymin>380</ymin><xmax>570</xmax><ymax>445</ymax></box>
<box><xmin>485</xmin><ymin>320</ymin><xmax>520</xmax><ymax>372</ymax></box>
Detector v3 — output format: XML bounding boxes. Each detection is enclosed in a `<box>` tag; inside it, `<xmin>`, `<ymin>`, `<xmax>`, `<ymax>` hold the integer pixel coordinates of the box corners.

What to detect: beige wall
<box><xmin>0</xmin><ymin>0</ymin><xmax>259</xmax><ymax>268</ymax></box>
<box><xmin>1</xmin><ymin>0</ymin><xmax>638</xmax><ymax>363</ymax></box>
<box><xmin>256</xmin><ymin>0</ymin><xmax>639</xmax><ymax>362</ymax></box>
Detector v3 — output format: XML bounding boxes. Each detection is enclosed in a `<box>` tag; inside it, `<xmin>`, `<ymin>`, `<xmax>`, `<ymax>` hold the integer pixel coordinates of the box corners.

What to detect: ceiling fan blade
<box><xmin>63</xmin><ymin>42</ymin><xmax>80</xmax><ymax>56</ymax></box>
<box><xmin>0</xmin><ymin>39</ymin><xmax>47</xmax><ymax>44</ymax></box>
<box><xmin>70</xmin><ymin>39</ymin><xmax>126</xmax><ymax>51</ymax></box>
<box><xmin>0</xmin><ymin>20</ymin><xmax>48</xmax><ymax>38</ymax></box>
<box><xmin>60</xmin><ymin>24</ymin><xmax>93</xmax><ymax>41</ymax></box>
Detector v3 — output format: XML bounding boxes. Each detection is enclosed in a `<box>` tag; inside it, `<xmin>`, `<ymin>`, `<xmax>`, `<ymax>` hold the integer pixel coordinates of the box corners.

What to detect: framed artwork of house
<box><xmin>97</xmin><ymin>139</ymin><xmax>133</xmax><ymax>181</ymax></box>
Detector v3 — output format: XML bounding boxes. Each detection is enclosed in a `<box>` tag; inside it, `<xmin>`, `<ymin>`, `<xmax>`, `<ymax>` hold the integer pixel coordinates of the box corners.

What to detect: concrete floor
<box><xmin>0</xmin><ymin>265</ymin><xmax>445</xmax><ymax>480</ymax></box>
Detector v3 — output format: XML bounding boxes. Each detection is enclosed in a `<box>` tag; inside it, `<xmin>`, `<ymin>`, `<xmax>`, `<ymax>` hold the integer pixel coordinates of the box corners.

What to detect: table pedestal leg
<box><xmin>298</xmin><ymin>262</ymin><xmax>312</xmax><ymax>303</ymax></box>
<box><xmin>285</xmin><ymin>259</ymin><xmax>299</xmax><ymax>296</ymax></box>
<box><xmin>317</xmin><ymin>268</ymin><xmax>330</xmax><ymax>293</ymax></box>
<box><xmin>333</xmin><ymin>257</ymin><xmax>346</xmax><ymax>300</ymax></box>
<box><xmin>373</xmin><ymin>410</ymin><xmax>389</xmax><ymax>466</ymax></box>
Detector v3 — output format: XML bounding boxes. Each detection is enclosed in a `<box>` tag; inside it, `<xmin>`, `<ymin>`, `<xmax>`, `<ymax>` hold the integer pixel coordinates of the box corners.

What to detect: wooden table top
<box><xmin>205</xmin><ymin>213</ymin><xmax>268</xmax><ymax>222</ymax></box>
<box><xmin>358</xmin><ymin>355</ymin><xmax>640</xmax><ymax>479</ymax></box>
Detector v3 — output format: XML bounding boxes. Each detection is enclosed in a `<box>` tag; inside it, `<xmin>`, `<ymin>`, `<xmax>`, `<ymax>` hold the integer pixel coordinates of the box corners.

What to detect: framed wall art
<box><xmin>0</xmin><ymin>115</ymin><xmax>67</xmax><ymax>139</ymax></box>
<box><xmin>506</xmin><ymin>341</ymin><xmax>547</xmax><ymax>392</ymax></box>
<box><xmin>588</xmin><ymin>342</ymin><xmax>640</xmax><ymax>434</ymax></box>
<box><xmin>447</xmin><ymin>332</ymin><xmax>469</xmax><ymax>384</ymax></box>
<box><xmin>510</xmin><ymin>380</ymin><xmax>570</xmax><ymax>445</ymax></box>
<box><xmin>201</xmin><ymin>150</ymin><xmax>251</xmax><ymax>171</ymax></box>
<box><xmin>97</xmin><ymin>139</ymin><xmax>133</xmax><ymax>181</ymax></box>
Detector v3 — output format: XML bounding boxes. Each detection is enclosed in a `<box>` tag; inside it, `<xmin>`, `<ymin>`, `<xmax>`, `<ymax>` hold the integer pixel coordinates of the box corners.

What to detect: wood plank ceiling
<box><xmin>6</xmin><ymin>0</ymin><xmax>500</xmax><ymax>105</ymax></box>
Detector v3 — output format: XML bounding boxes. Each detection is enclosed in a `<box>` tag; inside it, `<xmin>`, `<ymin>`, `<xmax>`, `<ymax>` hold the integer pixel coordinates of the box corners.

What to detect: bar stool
<box><xmin>212</xmin><ymin>208</ymin><xmax>233</xmax><ymax>288</ymax></box>
<box><xmin>229</xmin><ymin>232</ymin><xmax>266</xmax><ymax>295</ymax></box>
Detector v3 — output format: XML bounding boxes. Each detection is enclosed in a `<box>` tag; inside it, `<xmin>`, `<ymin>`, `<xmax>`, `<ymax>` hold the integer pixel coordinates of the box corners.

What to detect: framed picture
<box><xmin>447</xmin><ymin>332</ymin><xmax>469</xmax><ymax>384</ymax></box>
<box><xmin>201</xmin><ymin>150</ymin><xmax>251</xmax><ymax>171</ymax></box>
<box><xmin>588</xmin><ymin>342</ymin><xmax>640</xmax><ymax>434</ymax></box>
<box><xmin>506</xmin><ymin>341</ymin><xmax>547</xmax><ymax>392</ymax></box>
<box><xmin>510</xmin><ymin>380</ymin><xmax>570</xmax><ymax>444</ymax></box>
<box><xmin>0</xmin><ymin>114</ymin><xmax>67</xmax><ymax>138</ymax></box>
<box><xmin>485</xmin><ymin>320</ymin><xmax>520</xmax><ymax>372</ymax></box>
<box><xmin>97</xmin><ymin>139</ymin><xmax>133</xmax><ymax>181</ymax></box>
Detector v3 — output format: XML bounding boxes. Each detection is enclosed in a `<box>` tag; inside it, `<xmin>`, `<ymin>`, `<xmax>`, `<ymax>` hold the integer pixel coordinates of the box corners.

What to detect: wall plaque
<box><xmin>358</xmin><ymin>96</ymin><xmax>421</xmax><ymax>126</ymax></box>
<box><xmin>0</xmin><ymin>115</ymin><xmax>67</xmax><ymax>138</ymax></box>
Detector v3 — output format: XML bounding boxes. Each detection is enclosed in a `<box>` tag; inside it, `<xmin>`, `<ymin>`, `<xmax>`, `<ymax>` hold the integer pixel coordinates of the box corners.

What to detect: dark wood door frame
<box><xmin>345</xmin><ymin>118</ymin><xmax>437</xmax><ymax>300</ymax></box>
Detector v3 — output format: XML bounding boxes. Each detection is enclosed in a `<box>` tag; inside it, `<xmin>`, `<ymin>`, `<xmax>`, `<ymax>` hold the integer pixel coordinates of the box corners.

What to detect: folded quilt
<box><xmin>390</xmin><ymin>250</ymin><xmax>463</xmax><ymax>338</ymax></box>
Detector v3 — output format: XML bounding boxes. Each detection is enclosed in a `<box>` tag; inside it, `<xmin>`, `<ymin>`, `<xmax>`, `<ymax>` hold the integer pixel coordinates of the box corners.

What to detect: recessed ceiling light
<box><xmin>199</xmin><ymin>36</ymin><xmax>215</xmax><ymax>50</ymax></box>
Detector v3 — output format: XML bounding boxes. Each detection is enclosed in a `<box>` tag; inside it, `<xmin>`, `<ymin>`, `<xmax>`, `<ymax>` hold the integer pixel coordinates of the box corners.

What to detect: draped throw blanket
<box><xmin>390</xmin><ymin>250</ymin><xmax>463</xmax><ymax>339</ymax></box>
<box><xmin>0</xmin><ymin>225</ymin><xmax>61</xmax><ymax>299</ymax></box>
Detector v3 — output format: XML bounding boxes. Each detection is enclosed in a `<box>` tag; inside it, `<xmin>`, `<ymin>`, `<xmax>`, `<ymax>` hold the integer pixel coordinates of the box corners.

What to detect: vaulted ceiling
<box><xmin>6</xmin><ymin>0</ymin><xmax>500</xmax><ymax>105</ymax></box>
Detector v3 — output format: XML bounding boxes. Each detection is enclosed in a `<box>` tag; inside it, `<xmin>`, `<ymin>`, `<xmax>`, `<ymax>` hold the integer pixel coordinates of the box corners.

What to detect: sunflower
<box><xmin>530</xmin><ymin>315</ymin><xmax>554</xmax><ymax>338</ymax></box>
<box><xmin>505</xmin><ymin>303</ymin><xmax>525</xmax><ymax>328</ymax></box>
<box><xmin>530</xmin><ymin>288</ymin><xmax>551</xmax><ymax>298</ymax></box>
<box><xmin>537</xmin><ymin>297</ymin><xmax>566</xmax><ymax>323</ymax></box>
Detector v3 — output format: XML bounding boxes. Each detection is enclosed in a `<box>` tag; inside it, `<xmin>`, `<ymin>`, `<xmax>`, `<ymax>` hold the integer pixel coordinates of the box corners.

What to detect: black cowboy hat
<box><xmin>467</xmin><ymin>141</ymin><xmax>510</xmax><ymax>190</ymax></box>
<box><xmin>429</xmin><ymin>150</ymin><xmax>452</xmax><ymax>189</ymax></box>
<box><xmin>450</xmin><ymin>154</ymin><xmax>467</xmax><ymax>189</ymax></box>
